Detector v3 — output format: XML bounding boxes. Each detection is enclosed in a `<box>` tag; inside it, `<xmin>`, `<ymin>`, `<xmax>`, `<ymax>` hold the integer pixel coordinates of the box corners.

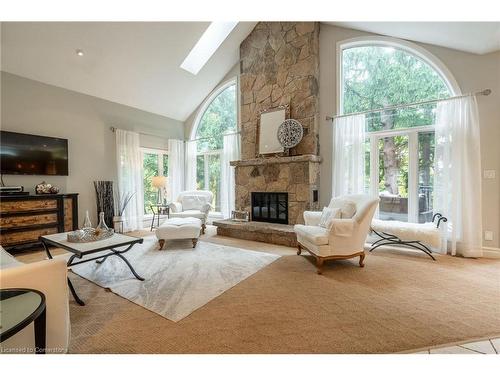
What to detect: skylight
<box><xmin>180</xmin><ymin>21</ymin><xmax>238</xmax><ymax>75</ymax></box>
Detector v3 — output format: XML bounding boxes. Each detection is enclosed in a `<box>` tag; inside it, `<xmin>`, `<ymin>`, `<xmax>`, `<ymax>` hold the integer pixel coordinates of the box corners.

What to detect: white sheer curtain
<box><xmin>434</xmin><ymin>96</ymin><xmax>482</xmax><ymax>257</ymax></box>
<box><xmin>185</xmin><ymin>140</ymin><xmax>197</xmax><ymax>191</ymax></box>
<box><xmin>220</xmin><ymin>132</ymin><xmax>240</xmax><ymax>218</ymax></box>
<box><xmin>332</xmin><ymin>114</ymin><xmax>366</xmax><ymax>197</ymax></box>
<box><xmin>115</xmin><ymin>129</ymin><xmax>143</xmax><ymax>232</ymax></box>
<box><xmin>167</xmin><ymin>139</ymin><xmax>184</xmax><ymax>202</ymax></box>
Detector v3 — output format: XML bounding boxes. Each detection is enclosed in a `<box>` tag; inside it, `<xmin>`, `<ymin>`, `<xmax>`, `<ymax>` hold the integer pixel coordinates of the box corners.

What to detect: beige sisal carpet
<box><xmin>67</xmin><ymin>245</ymin><xmax>500</xmax><ymax>354</ymax></box>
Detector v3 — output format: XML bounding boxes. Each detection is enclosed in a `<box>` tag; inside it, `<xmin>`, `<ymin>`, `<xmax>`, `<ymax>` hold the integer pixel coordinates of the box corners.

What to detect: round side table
<box><xmin>0</xmin><ymin>288</ymin><xmax>46</xmax><ymax>354</ymax></box>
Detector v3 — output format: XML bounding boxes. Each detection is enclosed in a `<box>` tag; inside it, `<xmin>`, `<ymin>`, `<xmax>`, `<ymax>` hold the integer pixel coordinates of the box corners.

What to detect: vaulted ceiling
<box><xmin>1</xmin><ymin>22</ymin><xmax>257</xmax><ymax>121</ymax></box>
<box><xmin>2</xmin><ymin>22</ymin><xmax>498</xmax><ymax>123</ymax></box>
<box><xmin>327</xmin><ymin>22</ymin><xmax>500</xmax><ymax>55</ymax></box>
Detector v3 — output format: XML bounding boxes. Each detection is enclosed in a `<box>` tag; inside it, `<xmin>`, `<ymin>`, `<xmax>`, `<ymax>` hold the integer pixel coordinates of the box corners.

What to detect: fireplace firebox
<box><xmin>251</xmin><ymin>192</ymin><xmax>288</xmax><ymax>224</ymax></box>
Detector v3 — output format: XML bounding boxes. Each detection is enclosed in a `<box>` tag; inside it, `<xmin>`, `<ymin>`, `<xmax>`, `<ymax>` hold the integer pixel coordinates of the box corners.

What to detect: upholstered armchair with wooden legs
<box><xmin>294</xmin><ymin>194</ymin><xmax>379</xmax><ymax>274</ymax></box>
<box><xmin>168</xmin><ymin>190</ymin><xmax>213</xmax><ymax>234</ymax></box>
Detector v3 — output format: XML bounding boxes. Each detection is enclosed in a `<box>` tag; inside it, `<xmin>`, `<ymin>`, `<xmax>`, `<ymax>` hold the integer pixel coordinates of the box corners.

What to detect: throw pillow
<box><xmin>318</xmin><ymin>207</ymin><xmax>340</xmax><ymax>229</ymax></box>
<box><xmin>328</xmin><ymin>198</ymin><xmax>357</xmax><ymax>219</ymax></box>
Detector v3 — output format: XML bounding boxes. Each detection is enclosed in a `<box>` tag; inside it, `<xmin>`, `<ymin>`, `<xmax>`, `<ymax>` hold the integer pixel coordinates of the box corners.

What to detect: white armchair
<box><xmin>169</xmin><ymin>190</ymin><xmax>214</xmax><ymax>234</ymax></box>
<box><xmin>0</xmin><ymin>246</ymin><xmax>70</xmax><ymax>353</ymax></box>
<box><xmin>294</xmin><ymin>194</ymin><xmax>379</xmax><ymax>274</ymax></box>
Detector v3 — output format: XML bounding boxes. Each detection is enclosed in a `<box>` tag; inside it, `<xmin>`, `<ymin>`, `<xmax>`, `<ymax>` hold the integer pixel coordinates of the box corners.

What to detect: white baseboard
<box><xmin>482</xmin><ymin>246</ymin><xmax>500</xmax><ymax>259</ymax></box>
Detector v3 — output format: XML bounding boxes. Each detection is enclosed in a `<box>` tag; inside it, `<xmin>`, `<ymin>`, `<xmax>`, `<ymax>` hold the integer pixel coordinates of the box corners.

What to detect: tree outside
<box><xmin>142</xmin><ymin>152</ymin><xmax>168</xmax><ymax>214</ymax></box>
<box><xmin>195</xmin><ymin>84</ymin><xmax>237</xmax><ymax>211</ymax></box>
<box><xmin>143</xmin><ymin>153</ymin><xmax>159</xmax><ymax>214</ymax></box>
<box><xmin>342</xmin><ymin>45</ymin><xmax>450</xmax><ymax>221</ymax></box>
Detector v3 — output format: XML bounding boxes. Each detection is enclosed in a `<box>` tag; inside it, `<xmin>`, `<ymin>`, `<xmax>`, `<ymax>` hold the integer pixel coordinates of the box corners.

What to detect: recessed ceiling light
<box><xmin>76</xmin><ymin>49</ymin><xmax>84</xmax><ymax>56</ymax></box>
<box><xmin>180</xmin><ymin>22</ymin><xmax>238</xmax><ymax>75</ymax></box>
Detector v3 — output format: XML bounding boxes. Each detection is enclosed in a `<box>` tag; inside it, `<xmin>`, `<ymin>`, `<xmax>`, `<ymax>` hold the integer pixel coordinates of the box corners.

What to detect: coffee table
<box><xmin>40</xmin><ymin>232</ymin><xmax>144</xmax><ymax>306</ymax></box>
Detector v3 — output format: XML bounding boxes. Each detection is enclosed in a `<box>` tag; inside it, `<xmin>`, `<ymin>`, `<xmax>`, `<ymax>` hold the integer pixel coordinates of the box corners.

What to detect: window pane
<box><xmin>196</xmin><ymin>84</ymin><xmax>237</xmax><ymax>151</ymax></box>
<box><xmin>342</xmin><ymin>46</ymin><xmax>450</xmax><ymax>131</ymax></box>
<box><xmin>162</xmin><ymin>154</ymin><xmax>169</xmax><ymax>176</ymax></box>
<box><xmin>364</xmin><ymin>138</ymin><xmax>371</xmax><ymax>193</ymax></box>
<box><xmin>418</xmin><ymin>132</ymin><xmax>435</xmax><ymax>223</ymax></box>
<box><xmin>378</xmin><ymin>135</ymin><xmax>409</xmax><ymax>221</ymax></box>
<box><xmin>196</xmin><ymin>155</ymin><xmax>205</xmax><ymax>190</ymax></box>
<box><xmin>208</xmin><ymin>154</ymin><xmax>221</xmax><ymax>212</ymax></box>
<box><xmin>143</xmin><ymin>153</ymin><xmax>159</xmax><ymax>214</ymax></box>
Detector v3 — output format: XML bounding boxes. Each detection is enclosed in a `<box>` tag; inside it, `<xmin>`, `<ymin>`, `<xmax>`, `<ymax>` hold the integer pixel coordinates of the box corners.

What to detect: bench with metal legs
<box><xmin>369</xmin><ymin>213</ymin><xmax>448</xmax><ymax>261</ymax></box>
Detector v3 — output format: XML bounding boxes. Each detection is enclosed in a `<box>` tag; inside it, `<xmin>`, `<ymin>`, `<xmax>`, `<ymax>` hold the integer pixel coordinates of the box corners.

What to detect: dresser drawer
<box><xmin>64</xmin><ymin>197</ymin><xmax>74</xmax><ymax>231</ymax></box>
<box><xmin>0</xmin><ymin>199</ymin><xmax>58</xmax><ymax>213</ymax></box>
<box><xmin>0</xmin><ymin>213</ymin><xmax>58</xmax><ymax>229</ymax></box>
<box><xmin>0</xmin><ymin>227</ymin><xmax>58</xmax><ymax>246</ymax></box>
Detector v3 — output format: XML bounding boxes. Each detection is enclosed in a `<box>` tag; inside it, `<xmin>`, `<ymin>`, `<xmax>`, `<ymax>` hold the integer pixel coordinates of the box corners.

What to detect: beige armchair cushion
<box><xmin>169</xmin><ymin>210</ymin><xmax>206</xmax><ymax>220</ymax></box>
<box><xmin>294</xmin><ymin>224</ymin><xmax>329</xmax><ymax>246</ymax></box>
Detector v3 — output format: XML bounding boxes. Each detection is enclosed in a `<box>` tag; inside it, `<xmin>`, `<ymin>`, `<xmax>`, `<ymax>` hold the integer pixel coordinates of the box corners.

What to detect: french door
<box><xmin>366</xmin><ymin>125</ymin><xmax>435</xmax><ymax>223</ymax></box>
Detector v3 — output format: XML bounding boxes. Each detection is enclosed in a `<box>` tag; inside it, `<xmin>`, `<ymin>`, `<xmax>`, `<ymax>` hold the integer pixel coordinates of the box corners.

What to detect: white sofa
<box><xmin>169</xmin><ymin>190</ymin><xmax>213</xmax><ymax>234</ymax></box>
<box><xmin>294</xmin><ymin>194</ymin><xmax>379</xmax><ymax>274</ymax></box>
<box><xmin>0</xmin><ymin>246</ymin><xmax>70</xmax><ymax>354</ymax></box>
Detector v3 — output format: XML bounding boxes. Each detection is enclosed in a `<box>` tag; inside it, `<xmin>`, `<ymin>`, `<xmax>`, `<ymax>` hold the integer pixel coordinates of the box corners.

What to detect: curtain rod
<box><xmin>109</xmin><ymin>126</ymin><xmax>172</xmax><ymax>138</ymax></box>
<box><xmin>326</xmin><ymin>89</ymin><xmax>492</xmax><ymax>121</ymax></box>
<box><xmin>110</xmin><ymin>126</ymin><xmax>240</xmax><ymax>143</ymax></box>
<box><xmin>188</xmin><ymin>131</ymin><xmax>241</xmax><ymax>143</ymax></box>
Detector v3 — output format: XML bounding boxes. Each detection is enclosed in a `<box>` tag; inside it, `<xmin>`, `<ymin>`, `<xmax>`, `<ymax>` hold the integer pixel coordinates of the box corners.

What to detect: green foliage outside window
<box><xmin>143</xmin><ymin>153</ymin><xmax>159</xmax><ymax>214</ymax></box>
<box><xmin>342</xmin><ymin>46</ymin><xmax>450</xmax><ymax>131</ymax></box>
<box><xmin>196</xmin><ymin>84</ymin><xmax>237</xmax><ymax>152</ymax></box>
<box><xmin>142</xmin><ymin>152</ymin><xmax>168</xmax><ymax>214</ymax></box>
<box><xmin>342</xmin><ymin>46</ymin><xmax>450</xmax><ymax>203</ymax></box>
<box><xmin>195</xmin><ymin>84</ymin><xmax>237</xmax><ymax>212</ymax></box>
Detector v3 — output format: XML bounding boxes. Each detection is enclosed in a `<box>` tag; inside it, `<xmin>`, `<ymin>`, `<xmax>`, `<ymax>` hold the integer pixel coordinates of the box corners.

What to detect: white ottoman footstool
<box><xmin>155</xmin><ymin>217</ymin><xmax>202</xmax><ymax>249</ymax></box>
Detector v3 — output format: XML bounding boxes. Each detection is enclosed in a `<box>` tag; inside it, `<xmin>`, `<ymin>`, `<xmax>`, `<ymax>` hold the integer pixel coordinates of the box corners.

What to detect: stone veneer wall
<box><xmin>240</xmin><ymin>22</ymin><xmax>320</xmax><ymax>159</ymax></box>
<box><xmin>233</xmin><ymin>156</ymin><xmax>321</xmax><ymax>225</ymax></box>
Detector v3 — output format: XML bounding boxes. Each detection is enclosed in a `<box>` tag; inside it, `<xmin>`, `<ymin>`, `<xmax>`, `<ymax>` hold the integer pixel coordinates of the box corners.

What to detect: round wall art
<box><xmin>277</xmin><ymin>119</ymin><xmax>304</xmax><ymax>149</ymax></box>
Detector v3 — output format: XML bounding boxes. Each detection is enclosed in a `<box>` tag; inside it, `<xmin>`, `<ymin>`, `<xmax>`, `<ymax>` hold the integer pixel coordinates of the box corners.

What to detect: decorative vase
<box><xmin>113</xmin><ymin>215</ymin><xmax>124</xmax><ymax>233</ymax></box>
<box><xmin>82</xmin><ymin>210</ymin><xmax>92</xmax><ymax>229</ymax></box>
<box><xmin>94</xmin><ymin>181</ymin><xmax>114</xmax><ymax>228</ymax></box>
<box><xmin>96</xmin><ymin>212</ymin><xmax>109</xmax><ymax>232</ymax></box>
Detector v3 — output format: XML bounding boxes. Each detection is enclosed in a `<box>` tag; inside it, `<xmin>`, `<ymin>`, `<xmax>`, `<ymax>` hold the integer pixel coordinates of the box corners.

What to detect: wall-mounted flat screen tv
<box><xmin>0</xmin><ymin>131</ymin><xmax>69</xmax><ymax>176</ymax></box>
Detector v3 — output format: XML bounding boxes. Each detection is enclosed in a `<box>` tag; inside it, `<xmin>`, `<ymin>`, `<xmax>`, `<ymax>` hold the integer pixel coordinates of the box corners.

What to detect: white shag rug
<box><xmin>70</xmin><ymin>236</ymin><xmax>280</xmax><ymax>322</ymax></box>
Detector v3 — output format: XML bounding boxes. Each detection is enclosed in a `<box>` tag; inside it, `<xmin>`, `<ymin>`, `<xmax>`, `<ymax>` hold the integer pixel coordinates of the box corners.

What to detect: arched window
<box><xmin>338</xmin><ymin>38</ymin><xmax>458</xmax><ymax>223</ymax></box>
<box><xmin>192</xmin><ymin>80</ymin><xmax>237</xmax><ymax>213</ymax></box>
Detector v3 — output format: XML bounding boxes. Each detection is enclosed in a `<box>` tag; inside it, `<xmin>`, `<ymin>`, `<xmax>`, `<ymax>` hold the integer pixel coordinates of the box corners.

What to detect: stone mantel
<box><xmin>231</xmin><ymin>154</ymin><xmax>321</xmax><ymax>167</ymax></box>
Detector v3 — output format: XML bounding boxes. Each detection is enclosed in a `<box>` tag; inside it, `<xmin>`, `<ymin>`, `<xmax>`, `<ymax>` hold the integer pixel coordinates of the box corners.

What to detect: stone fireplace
<box><xmin>213</xmin><ymin>21</ymin><xmax>321</xmax><ymax>246</ymax></box>
<box><xmin>231</xmin><ymin>155</ymin><xmax>320</xmax><ymax>225</ymax></box>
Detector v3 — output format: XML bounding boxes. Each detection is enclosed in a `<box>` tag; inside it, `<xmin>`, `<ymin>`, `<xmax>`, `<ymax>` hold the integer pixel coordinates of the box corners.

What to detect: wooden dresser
<box><xmin>0</xmin><ymin>193</ymin><xmax>78</xmax><ymax>251</ymax></box>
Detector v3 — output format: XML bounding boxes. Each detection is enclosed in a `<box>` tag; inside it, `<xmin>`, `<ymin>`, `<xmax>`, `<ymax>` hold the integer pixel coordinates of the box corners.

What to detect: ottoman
<box><xmin>155</xmin><ymin>217</ymin><xmax>202</xmax><ymax>249</ymax></box>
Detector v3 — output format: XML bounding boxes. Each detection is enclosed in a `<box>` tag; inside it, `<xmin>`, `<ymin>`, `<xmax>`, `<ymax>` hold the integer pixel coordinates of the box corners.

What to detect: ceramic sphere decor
<box><xmin>277</xmin><ymin>119</ymin><xmax>304</xmax><ymax>149</ymax></box>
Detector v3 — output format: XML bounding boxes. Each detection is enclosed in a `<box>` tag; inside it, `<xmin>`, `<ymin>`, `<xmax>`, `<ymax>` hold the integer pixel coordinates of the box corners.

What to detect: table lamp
<box><xmin>151</xmin><ymin>176</ymin><xmax>167</xmax><ymax>204</ymax></box>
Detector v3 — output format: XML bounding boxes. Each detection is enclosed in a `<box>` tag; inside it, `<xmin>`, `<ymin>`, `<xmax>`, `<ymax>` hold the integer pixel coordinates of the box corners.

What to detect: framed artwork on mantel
<box><xmin>256</xmin><ymin>104</ymin><xmax>290</xmax><ymax>158</ymax></box>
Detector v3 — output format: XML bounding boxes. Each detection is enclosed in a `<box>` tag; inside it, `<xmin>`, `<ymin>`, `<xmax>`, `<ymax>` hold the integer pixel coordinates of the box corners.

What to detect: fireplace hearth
<box><xmin>251</xmin><ymin>192</ymin><xmax>288</xmax><ymax>224</ymax></box>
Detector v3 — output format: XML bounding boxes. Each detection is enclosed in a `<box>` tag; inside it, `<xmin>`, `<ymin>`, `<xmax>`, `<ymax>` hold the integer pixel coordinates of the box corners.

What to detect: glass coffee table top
<box><xmin>0</xmin><ymin>289</ymin><xmax>45</xmax><ymax>339</ymax></box>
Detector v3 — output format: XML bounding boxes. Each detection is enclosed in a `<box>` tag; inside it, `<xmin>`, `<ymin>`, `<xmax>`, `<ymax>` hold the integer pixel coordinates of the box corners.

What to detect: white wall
<box><xmin>1</xmin><ymin>72</ymin><xmax>184</xmax><ymax>226</ymax></box>
<box><xmin>319</xmin><ymin>24</ymin><xmax>500</xmax><ymax>248</ymax></box>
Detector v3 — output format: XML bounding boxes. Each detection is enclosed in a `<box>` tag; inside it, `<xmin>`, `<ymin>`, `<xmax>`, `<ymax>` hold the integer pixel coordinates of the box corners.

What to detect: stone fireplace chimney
<box><xmin>233</xmin><ymin>22</ymin><xmax>321</xmax><ymax>225</ymax></box>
